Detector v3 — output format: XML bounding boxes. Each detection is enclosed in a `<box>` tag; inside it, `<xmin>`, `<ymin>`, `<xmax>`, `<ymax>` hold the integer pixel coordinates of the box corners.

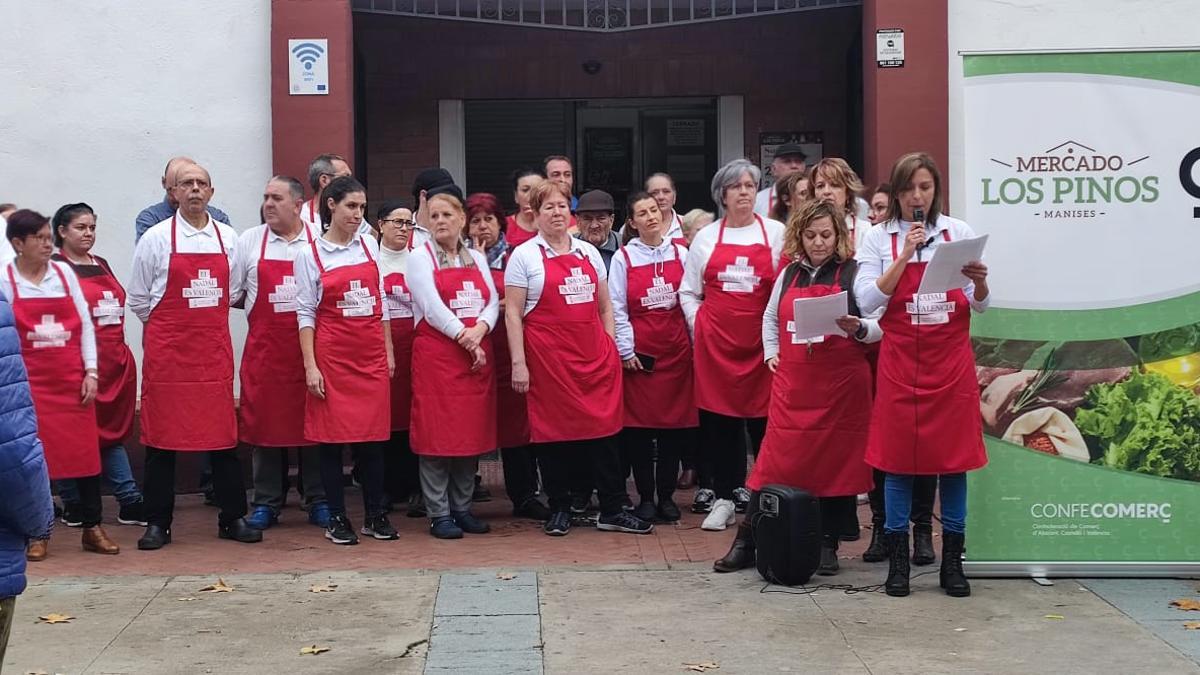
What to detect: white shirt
<box><xmin>378</xmin><ymin>244</ymin><xmax>413</xmax><ymax>320</ymax></box>
<box><xmin>407</xmin><ymin>242</ymin><xmax>499</xmax><ymax>340</ymax></box>
<box><xmin>0</xmin><ymin>215</ymin><xmax>13</xmax><ymax>269</ymax></box>
<box><xmin>761</xmin><ymin>260</ymin><xmax>882</xmax><ymax>362</ymax></box>
<box><xmin>230</xmin><ymin>222</ymin><xmax>319</xmax><ymax>314</ymax></box>
<box><xmin>679</xmin><ymin>215</ymin><xmax>786</xmax><ymax>334</ymax></box>
<box><xmin>127</xmin><ymin>212</ymin><xmax>240</xmax><ymax>323</ymax></box>
<box><xmin>753</xmin><ymin>188</ymin><xmax>775</xmax><ymax>218</ymax></box>
<box><xmin>609</xmin><ymin>237</ymin><xmax>688</xmax><ymax>360</ymax></box>
<box><xmin>847</xmin><ymin>215</ymin><xmax>873</xmax><ymax>254</ymax></box>
<box><xmin>292</xmin><ymin>233</ymin><xmax>391</xmax><ymax>330</ymax></box>
<box><xmin>504</xmin><ymin>234</ymin><xmax>608</xmax><ymax>316</ymax></box>
<box><xmin>854</xmin><ymin>214</ymin><xmax>991</xmax><ymax>316</ymax></box>
<box><xmin>1</xmin><ymin>260</ymin><xmax>97</xmax><ymax>370</ymax></box>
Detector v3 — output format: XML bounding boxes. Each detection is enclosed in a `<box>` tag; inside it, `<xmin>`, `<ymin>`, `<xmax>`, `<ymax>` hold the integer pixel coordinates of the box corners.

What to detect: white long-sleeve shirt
<box><xmin>761</xmin><ymin>259</ymin><xmax>882</xmax><ymax>361</ymax></box>
<box><xmin>854</xmin><ymin>215</ymin><xmax>991</xmax><ymax>316</ymax></box>
<box><xmin>292</xmin><ymin>233</ymin><xmax>391</xmax><ymax>330</ymax></box>
<box><xmin>230</xmin><ymin>222</ymin><xmax>319</xmax><ymax>314</ymax></box>
<box><xmin>127</xmin><ymin>212</ymin><xmax>240</xmax><ymax>322</ymax></box>
<box><xmin>678</xmin><ymin>215</ymin><xmax>786</xmax><ymax>334</ymax></box>
<box><xmin>847</xmin><ymin>215</ymin><xmax>872</xmax><ymax>254</ymax></box>
<box><xmin>609</xmin><ymin>237</ymin><xmax>688</xmax><ymax>360</ymax></box>
<box><xmin>1</xmin><ymin>260</ymin><xmax>97</xmax><ymax>370</ymax></box>
<box><xmin>504</xmin><ymin>234</ymin><xmax>608</xmax><ymax>316</ymax></box>
<box><xmin>407</xmin><ymin>242</ymin><xmax>498</xmax><ymax>339</ymax></box>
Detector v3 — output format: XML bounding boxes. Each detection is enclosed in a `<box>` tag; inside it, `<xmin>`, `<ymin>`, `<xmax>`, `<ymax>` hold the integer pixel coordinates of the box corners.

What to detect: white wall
<box><xmin>0</xmin><ymin>1</ymin><xmax>272</xmax><ymax>383</ymax></box>
<box><xmin>947</xmin><ymin>0</ymin><xmax>1200</xmax><ymax>208</ymax></box>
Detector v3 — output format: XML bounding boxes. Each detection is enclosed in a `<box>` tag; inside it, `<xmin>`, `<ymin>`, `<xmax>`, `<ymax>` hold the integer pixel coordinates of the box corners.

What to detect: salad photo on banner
<box><xmin>961</xmin><ymin>50</ymin><xmax>1200</xmax><ymax>575</ymax></box>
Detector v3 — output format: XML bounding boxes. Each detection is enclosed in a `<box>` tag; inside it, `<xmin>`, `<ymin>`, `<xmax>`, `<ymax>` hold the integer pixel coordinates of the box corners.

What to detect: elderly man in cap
<box><xmin>754</xmin><ymin>143</ymin><xmax>807</xmax><ymax>218</ymax></box>
<box><xmin>573</xmin><ymin>190</ymin><xmax>620</xmax><ymax>271</ymax></box>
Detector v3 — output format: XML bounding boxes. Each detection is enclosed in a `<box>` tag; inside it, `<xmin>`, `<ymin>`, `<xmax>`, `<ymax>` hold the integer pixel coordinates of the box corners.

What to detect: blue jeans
<box><xmin>58</xmin><ymin>444</ymin><xmax>143</xmax><ymax>506</ymax></box>
<box><xmin>884</xmin><ymin>472</ymin><xmax>966</xmax><ymax>534</ymax></box>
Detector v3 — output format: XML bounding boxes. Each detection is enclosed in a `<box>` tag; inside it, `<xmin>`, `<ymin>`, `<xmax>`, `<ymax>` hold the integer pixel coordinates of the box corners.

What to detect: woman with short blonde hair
<box><xmin>809</xmin><ymin>158</ymin><xmax>870</xmax><ymax>252</ymax></box>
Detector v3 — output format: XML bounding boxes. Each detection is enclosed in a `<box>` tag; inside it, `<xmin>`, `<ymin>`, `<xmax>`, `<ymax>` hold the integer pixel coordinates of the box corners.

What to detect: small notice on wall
<box><xmin>289</xmin><ymin>39</ymin><xmax>330</xmax><ymax>95</ymax></box>
<box><xmin>876</xmin><ymin>28</ymin><xmax>904</xmax><ymax>68</ymax></box>
<box><xmin>667</xmin><ymin>119</ymin><xmax>705</xmax><ymax>147</ymax></box>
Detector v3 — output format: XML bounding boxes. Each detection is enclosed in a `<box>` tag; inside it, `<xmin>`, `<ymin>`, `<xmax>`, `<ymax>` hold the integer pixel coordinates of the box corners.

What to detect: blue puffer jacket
<box><xmin>0</xmin><ymin>291</ymin><xmax>53</xmax><ymax>598</ymax></box>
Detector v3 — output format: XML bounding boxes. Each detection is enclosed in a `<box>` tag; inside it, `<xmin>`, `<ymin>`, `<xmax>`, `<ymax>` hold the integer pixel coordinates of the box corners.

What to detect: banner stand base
<box><xmin>964</xmin><ymin>561</ymin><xmax>1200</xmax><ymax>578</ymax></box>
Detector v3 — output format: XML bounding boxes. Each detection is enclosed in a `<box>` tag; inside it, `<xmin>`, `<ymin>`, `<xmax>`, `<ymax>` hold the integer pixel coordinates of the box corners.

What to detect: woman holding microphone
<box><xmin>294</xmin><ymin>176</ymin><xmax>398</xmax><ymax>546</ymax></box>
<box><xmin>680</xmin><ymin>159</ymin><xmax>786</xmax><ymax>527</ymax></box>
<box><xmin>407</xmin><ymin>191</ymin><xmax>498</xmax><ymax>539</ymax></box>
<box><xmin>505</xmin><ymin>180</ymin><xmax>653</xmax><ymax>537</ymax></box>
<box><xmin>854</xmin><ymin>152</ymin><xmax>990</xmax><ymax>598</ymax></box>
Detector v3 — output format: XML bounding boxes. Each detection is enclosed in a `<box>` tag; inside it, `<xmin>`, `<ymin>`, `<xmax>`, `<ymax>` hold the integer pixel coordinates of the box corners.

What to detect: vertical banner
<box><xmin>962</xmin><ymin>51</ymin><xmax>1200</xmax><ymax>575</ymax></box>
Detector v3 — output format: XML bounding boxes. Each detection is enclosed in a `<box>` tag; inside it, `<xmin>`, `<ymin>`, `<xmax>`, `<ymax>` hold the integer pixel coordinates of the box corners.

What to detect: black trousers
<box><xmin>319</xmin><ymin>442</ymin><xmax>386</xmax><ymax>519</ymax></box>
<box><xmin>144</xmin><ymin>447</ymin><xmax>246</xmax><ymax>528</ymax></box>
<box><xmin>537</xmin><ymin>436</ymin><xmax>625</xmax><ymax>516</ymax></box>
<box><xmin>867</xmin><ymin>469</ymin><xmax>936</xmax><ymax>531</ymax></box>
<box><xmin>818</xmin><ymin>495</ymin><xmax>858</xmax><ymax>548</ymax></box>
<box><xmin>501</xmin><ymin>444</ymin><xmax>540</xmax><ymax>505</ymax></box>
<box><xmin>382</xmin><ymin>431</ymin><xmax>419</xmax><ymax>504</ymax></box>
<box><xmin>621</xmin><ymin>426</ymin><xmax>694</xmax><ymax>503</ymax></box>
<box><xmin>699</xmin><ymin>410</ymin><xmax>766</xmax><ymax>499</ymax></box>
<box><xmin>72</xmin><ymin>474</ymin><xmax>103</xmax><ymax>527</ymax></box>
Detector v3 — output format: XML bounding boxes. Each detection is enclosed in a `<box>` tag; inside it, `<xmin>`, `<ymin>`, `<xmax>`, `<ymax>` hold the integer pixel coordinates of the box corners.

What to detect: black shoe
<box><xmin>472</xmin><ymin>475</ymin><xmax>492</xmax><ymax>502</ymax></box>
<box><xmin>596</xmin><ymin>510</ymin><xmax>653</xmax><ymax>534</ymax></box>
<box><xmin>60</xmin><ymin>502</ymin><xmax>83</xmax><ymax>528</ymax></box>
<box><xmin>118</xmin><ymin>500</ymin><xmax>148</xmax><ymax>527</ymax></box>
<box><xmin>912</xmin><ymin>529</ymin><xmax>936</xmax><ymax>566</ymax></box>
<box><xmin>325</xmin><ymin>514</ymin><xmax>359</xmax><ymax>545</ymax></box>
<box><xmin>406</xmin><ymin>493</ymin><xmax>426</xmax><ymax>518</ymax></box>
<box><xmin>361</xmin><ymin>515</ymin><xmax>399</xmax><ymax>540</ymax></box>
<box><xmin>818</xmin><ymin>544</ymin><xmax>839</xmax><ymax>576</ymax></box>
<box><xmin>713</xmin><ymin>522</ymin><xmax>755</xmax><ymax>573</ymax></box>
<box><xmin>862</xmin><ymin>524</ymin><xmax>887</xmax><ymax>563</ymax></box>
<box><xmin>939</xmin><ymin>532</ymin><xmax>971</xmax><ymax>597</ymax></box>
<box><xmin>657</xmin><ymin>499</ymin><xmax>682</xmax><ymax>523</ymax></box>
<box><xmin>452</xmin><ymin>511</ymin><xmax>490</xmax><ymax>534</ymax></box>
<box><xmin>732</xmin><ymin>487</ymin><xmax>751</xmax><ymax>514</ymax></box>
<box><xmin>884</xmin><ymin>532</ymin><xmax>911</xmax><ymax>597</ymax></box>
<box><xmin>137</xmin><ymin>525</ymin><xmax>172</xmax><ymax>550</ymax></box>
<box><xmin>620</xmin><ymin>494</ymin><xmax>634</xmax><ymax>511</ymax></box>
<box><xmin>691</xmin><ymin>488</ymin><xmax>715</xmax><ymax>514</ymax></box>
<box><xmin>514</xmin><ymin>496</ymin><xmax>552</xmax><ymax>521</ymax></box>
<box><xmin>633</xmin><ymin>499</ymin><xmax>657</xmax><ymax>522</ymax></box>
<box><xmin>544</xmin><ymin>511</ymin><xmax>571</xmax><ymax>536</ymax></box>
<box><xmin>569</xmin><ymin>493</ymin><xmax>592</xmax><ymax>515</ymax></box>
<box><xmin>218</xmin><ymin>518</ymin><xmax>264</xmax><ymax>543</ymax></box>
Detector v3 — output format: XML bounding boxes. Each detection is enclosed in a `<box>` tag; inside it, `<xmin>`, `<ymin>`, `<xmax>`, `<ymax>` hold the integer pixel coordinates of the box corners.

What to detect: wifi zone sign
<box><xmin>287</xmin><ymin>38</ymin><xmax>329</xmax><ymax>95</ymax></box>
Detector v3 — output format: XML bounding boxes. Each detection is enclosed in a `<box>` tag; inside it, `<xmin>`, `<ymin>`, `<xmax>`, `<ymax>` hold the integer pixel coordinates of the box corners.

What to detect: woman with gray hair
<box><xmin>679</xmin><ymin>159</ymin><xmax>786</xmax><ymax>530</ymax></box>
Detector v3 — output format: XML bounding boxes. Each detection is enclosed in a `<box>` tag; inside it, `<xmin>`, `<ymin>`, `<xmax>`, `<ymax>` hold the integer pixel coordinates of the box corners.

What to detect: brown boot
<box><xmin>82</xmin><ymin>526</ymin><xmax>120</xmax><ymax>555</ymax></box>
<box><xmin>26</xmin><ymin>538</ymin><xmax>49</xmax><ymax>562</ymax></box>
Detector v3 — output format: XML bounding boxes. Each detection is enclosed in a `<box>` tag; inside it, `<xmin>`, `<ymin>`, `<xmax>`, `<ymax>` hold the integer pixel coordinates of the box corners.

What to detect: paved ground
<box><xmin>6</xmin><ymin>488</ymin><xmax>1199</xmax><ymax>674</ymax></box>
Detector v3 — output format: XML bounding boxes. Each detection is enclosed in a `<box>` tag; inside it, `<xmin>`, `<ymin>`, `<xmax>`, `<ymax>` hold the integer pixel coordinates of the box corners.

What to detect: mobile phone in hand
<box><xmin>635</xmin><ymin>353</ymin><xmax>657</xmax><ymax>372</ymax></box>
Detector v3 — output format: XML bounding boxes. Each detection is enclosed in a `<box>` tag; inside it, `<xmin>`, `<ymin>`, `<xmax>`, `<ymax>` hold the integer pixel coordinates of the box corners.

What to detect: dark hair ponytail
<box><xmin>319</xmin><ymin>175</ymin><xmax>367</xmax><ymax>229</ymax></box>
<box><xmin>51</xmin><ymin>202</ymin><xmax>95</xmax><ymax>247</ymax></box>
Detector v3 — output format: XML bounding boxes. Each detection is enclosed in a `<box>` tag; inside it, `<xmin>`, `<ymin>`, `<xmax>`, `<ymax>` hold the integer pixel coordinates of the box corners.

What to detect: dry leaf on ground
<box><xmin>199</xmin><ymin>578</ymin><xmax>234</xmax><ymax>593</ymax></box>
<box><xmin>1043</xmin><ymin>614</ymin><xmax>1065</xmax><ymax>620</ymax></box>
<box><xmin>309</xmin><ymin>584</ymin><xmax>338</xmax><ymax>593</ymax></box>
<box><xmin>1169</xmin><ymin>598</ymin><xmax>1200</xmax><ymax>611</ymax></box>
<box><xmin>37</xmin><ymin>613</ymin><xmax>74</xmax><ymax>624</ymax></box>
<box><xmin>496</xmin><ymin>572</ymin><xmax>517</xmax><ymax>581</ymax></box>
<box><xmin>683</xmin><ymin>662</ymin><xmax>720</xmax><ymax>672</ymax></box>
<box><xmin>300</xmin><ymin>645</ymin><xmax>331</xmax><ymax>656</ymax></box>
<box><xmin>1183</xmin><ymin>621</ymin><xmax>1200</xmax><ymax>630</ymax></box>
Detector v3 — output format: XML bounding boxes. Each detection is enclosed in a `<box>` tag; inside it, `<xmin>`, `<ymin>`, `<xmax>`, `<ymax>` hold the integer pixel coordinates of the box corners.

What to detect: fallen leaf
<box><xmin>37</xmin><ymin>613</ymin><xmax>74</xmax><ymax>624</ymax></box>
<box><xmin>954</xmin><ymin>628</ymin><xmax>967</xmax><ymax>632</ymax></box>
<box><xmin>496</xmin><ymin>572</ymin><xmax>517</xmax><ymax>581</ymax></box>
<box><xmin>1043</xmin><ymin>614</ymin><xmax>1065</xmax><ymax>620</ymax></box>
<box><xmin>683</xmin><ymin>662</ymin><xmax>720</xmax><ymax>672</ymax></box>
<box><xmin>198</xmin><ymin>578</ymin><xmax>234</xmax><ymax>593</ymax></box>
<box><xmin>309</xmin><ymin>584</ymin><xmax>338</xmax><ymax>593</ymax></box>
<box><xmin>1183</xmin><ymin>622</ymin><xmax>1200</xmax><ymax>630</ymax></box>
<box><xmin>176</xmin><ymin>597</ymin><xmax>198</xmax><ymax>602</ymax></box>
<box><xmin>1169</xmin><ymin>598</ymin><xmax>1200</xmax><ymax>611</ymax></box>
<box><xmin>300</xmin><ymin>645</ymin><xmax>330</xmax><ymax>656</ymax></box>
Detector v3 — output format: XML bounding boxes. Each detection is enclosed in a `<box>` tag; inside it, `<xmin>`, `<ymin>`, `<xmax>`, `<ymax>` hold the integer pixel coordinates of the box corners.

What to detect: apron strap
<box><xmin>5</xmin><ymin>264</ymin><xmax>19</xmax><ymax>300</ymax></box>
<box><xmin>620</xmin><ymin>247</ymin><xmax>632</xmax><ymax>271</ymax></box>
<box><xmin>308</xmin><ymin>236</ymin><xmax>326</xmax><ymax>275</ymax></box>
<box><xmin>359</xmin><ymin>235</ymin><xmax>376</xmax><ymax>264</ymax></box>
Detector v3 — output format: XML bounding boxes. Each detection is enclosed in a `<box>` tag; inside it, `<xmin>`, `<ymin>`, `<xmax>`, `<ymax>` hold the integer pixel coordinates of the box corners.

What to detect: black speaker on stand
<box><xmin>753</xmin><ymin>485</ymin><xmax>822</xmax><ymax>586</ymax></box>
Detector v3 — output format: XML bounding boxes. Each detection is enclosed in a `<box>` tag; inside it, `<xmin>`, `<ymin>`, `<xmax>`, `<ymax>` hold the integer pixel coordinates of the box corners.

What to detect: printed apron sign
<box><xmin>962</xmin><ymin>50</ymin><xmax>1200</xmax><ymax>576</ymax></box>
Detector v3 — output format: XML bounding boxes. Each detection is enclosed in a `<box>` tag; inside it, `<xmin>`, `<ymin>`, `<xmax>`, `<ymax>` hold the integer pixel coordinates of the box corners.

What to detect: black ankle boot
<box><xmin>939</xmin><ymin>532</ymin><xmax>971</xmax><ymax>597</ymax></box>
<box><xmin>862</xmin><ymin>523</ymin><xmax>886</xmax><ymax>563</ymax></box>
<box><xmin>818</xmin><ymin>539</ymin><xmax>839</xmax><ymax>576</ymax></box>
<box><xmin>713</xmin><ymin>521</ymin><xmax>755</xmax><ymax>573</ymax></box>
<box><xmin>912</xmin><ymin>528</ymin><xmax>936</xmax><ymax>566</ymax></box>
<box><xmin>884</xmin><ymin>532</ymin><xmax>910</xmax><ymax>597</ymax></box>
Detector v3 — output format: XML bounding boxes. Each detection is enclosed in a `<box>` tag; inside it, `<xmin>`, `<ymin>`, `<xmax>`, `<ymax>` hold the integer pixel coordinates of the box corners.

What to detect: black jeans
<box><xmin>144</xmin><ymin>447</ymin><xmax>246</xmax><ymax>528</ymax></box>
<box><xmin>501</xmin><ymin>444</ymin><xmax>540</xmax><ymax>506</ymax></box>
<box><xmin>382</xmin><ymin>431</ymin><xmax>420</xmax><ymax>505</ymax></box>
<box><xmin>818</xmin><ymin>495</ymin><xmax>858</xmax><ymax>548</ymax></box>
<box><xmin>621</xmin><ymin>426</ymin><xmax>694</xmax><ymax>503</ymax></box>
<box><xmin>537</xmin><ymin>436</ymin><xmax>626</xmax><ymax>516</ymax></box>
<box><xmin>72</xmin><ymin>474</ymin><xmax>103</xmax><ymax>527</ymax></box>
<box><xmin>699</xmin><ymin>410</ymin><xmax>766</xmax><ymax>499</ymax></box>
<box><xmin>868</xmin><ymin>469</ymin><xmax>936</xmax><ymax>531</ymax></box>
<box><xmin>319</xmin><ymin>442</ymin><xmax>386</xmax><ymax>519</ymax></box>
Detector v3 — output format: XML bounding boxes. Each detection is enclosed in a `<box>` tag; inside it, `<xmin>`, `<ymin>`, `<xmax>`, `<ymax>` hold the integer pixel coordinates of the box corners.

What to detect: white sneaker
<box><xmin>701</xmin><ymin>499</ymin><xmax>737</xmax><ymax>531</ymax></box>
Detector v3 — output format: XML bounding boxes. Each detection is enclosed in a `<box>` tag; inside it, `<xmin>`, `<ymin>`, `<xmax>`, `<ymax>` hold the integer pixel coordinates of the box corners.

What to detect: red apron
<box><xmin>239</xmin><ymin>228</ymin><xmax>312</xmax><ymax>447</ymax></box>
<box><xmin>8</xmin><ymin>264</ymin><xmax>100</xmax><ymax>478</ymax></box>
<box><xmin>748</xmin><ymin>262</ymin><xmax>873</xmax><ymax>496</ymax></box>
<box><xmin>304</xmin><ymin>236</ymin><xmax>391</xmax><ymax>444</ymax></box>
<box><xmin>505</xmin><ymin>218</ymin><xmax>537</xmax><ymax>249</ymax></box>
<box><xmin>383</xmin><ymin>267</ymin><xmax>415</xmax><ymax>432</ymax></box>
<box><xmin>692</xmin><ymin>216</ymin><xmax>775</xmax><ymax>418</ymax></box>
<box><xmin>410</xmin><ymin>245</ymin><xmax>497</xmax><ymax>456</ymax></box>
<box><xmin>864</xmin><ymin>230</ymin><xmax>987</xmax><ymax>475</ymax></box>
<box><xmin>141</xmin><ymin>216</ymin><xmax>237</xmax><ymax>451</ymax></box>
<box><xmin>524</xmin><ymin>246</ymin><xmax>623</xmax><ymax>443</ymax></box>
<box><xmin>490</xmin><ymin>257</ymin><xmax>531</xmax><ymax>448</ymax></box>
<box><xmin>620</xmin><ymin>244</ymin><xmax>697</xmax><ymax>429</ymax></box>
<box><xmin>71</xmin><ymin>256</ymin><xmax>137</xmax><ymax>448</ymax></box>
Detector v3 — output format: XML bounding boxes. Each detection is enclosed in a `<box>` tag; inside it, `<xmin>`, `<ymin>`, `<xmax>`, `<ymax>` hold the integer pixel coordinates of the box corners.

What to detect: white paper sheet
<box><xmin>916</xmin><ymin>234</ymin><xmax>989</xmax><ymax>296</ymax></box>
<box><xmin>790</xmin><ymin>291</ymin><xmax>849</xmax><ymax>342</ymax></box>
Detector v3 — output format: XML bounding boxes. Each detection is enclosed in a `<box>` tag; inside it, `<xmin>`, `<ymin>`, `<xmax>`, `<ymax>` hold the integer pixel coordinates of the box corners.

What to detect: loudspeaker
<box><xmin>752</xmin><ymin>485</ymin><xmax>822</xmax><ymax>586</ymax></box>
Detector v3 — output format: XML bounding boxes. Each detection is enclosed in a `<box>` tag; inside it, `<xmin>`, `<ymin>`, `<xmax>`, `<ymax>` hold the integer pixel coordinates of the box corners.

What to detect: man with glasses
<box><xmin>573</xmin><ymin>190</ymin><xmax>619</xmax><ymax>270</ymax></box>
<box><xmin>230</xmin><ymin>176</ymin><xmax>329</xmax><ymax>532</ymax></box>
<box><xmin>135</xmin><ymin>156</ymin><xmax>230</xmax><ymax>242</ymax></box>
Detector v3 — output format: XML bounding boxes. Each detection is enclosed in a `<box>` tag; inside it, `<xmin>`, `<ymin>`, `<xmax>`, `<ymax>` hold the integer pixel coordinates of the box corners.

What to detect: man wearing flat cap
<box><xmin>573</xmin><ymin>190</ymin><xmax>620</xmax><ymax>271</ymax></box>
<box><xmin>754</xmin><ymin>143</ymin><xmax>807</xmax><ymax>218</ymax></box>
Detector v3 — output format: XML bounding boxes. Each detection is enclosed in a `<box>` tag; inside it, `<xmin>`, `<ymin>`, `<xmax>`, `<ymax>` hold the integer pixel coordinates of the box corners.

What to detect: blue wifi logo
<box><xmin>291</xmin><ymin>42</ymin><xmax>325</xmax><ymax>70</ymax></box>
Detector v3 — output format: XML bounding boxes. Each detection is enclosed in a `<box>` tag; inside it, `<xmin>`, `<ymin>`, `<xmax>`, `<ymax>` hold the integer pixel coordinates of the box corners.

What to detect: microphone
<box><xmin>913</xmin><ymin>208</ymin><xmax>933</xmax><ymax>251</ymax></box>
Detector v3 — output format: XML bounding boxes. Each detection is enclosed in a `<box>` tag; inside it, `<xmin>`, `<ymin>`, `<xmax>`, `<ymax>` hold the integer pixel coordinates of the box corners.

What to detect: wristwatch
<box><xmin>854</xmin><ymin>323</ymin><xmax>868</xmax><ymax>341</ymax></box>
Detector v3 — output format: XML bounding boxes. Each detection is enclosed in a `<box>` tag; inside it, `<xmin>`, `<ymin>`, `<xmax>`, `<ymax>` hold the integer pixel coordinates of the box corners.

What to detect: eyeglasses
<box><xmin>381</xmin><ymin>218</ymin><xmax>415</xmax><ymax>229</ymax></box>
